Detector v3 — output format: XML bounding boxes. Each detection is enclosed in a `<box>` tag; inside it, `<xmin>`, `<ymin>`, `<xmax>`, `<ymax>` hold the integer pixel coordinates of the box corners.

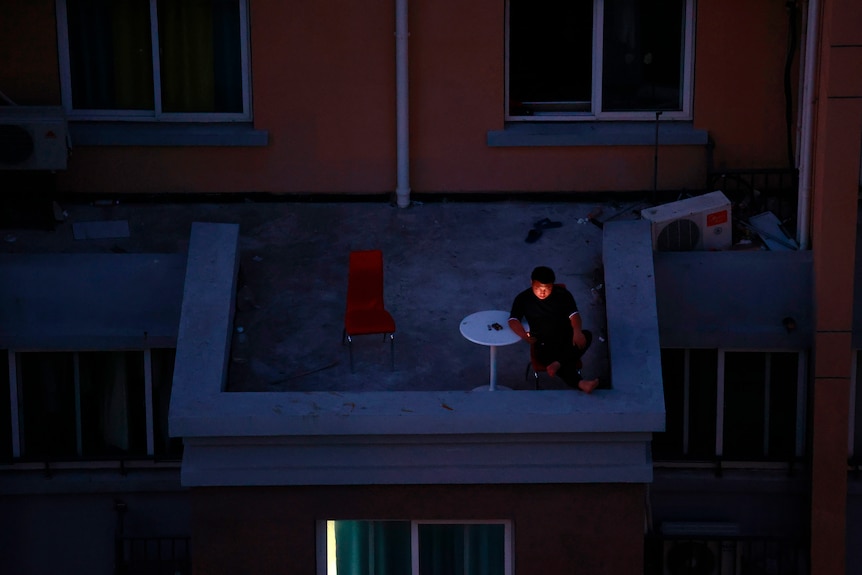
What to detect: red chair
<box><xmin>342</xmin><ymin>250</ymin><xmax>396</xmax><ymax>372</ymax></box>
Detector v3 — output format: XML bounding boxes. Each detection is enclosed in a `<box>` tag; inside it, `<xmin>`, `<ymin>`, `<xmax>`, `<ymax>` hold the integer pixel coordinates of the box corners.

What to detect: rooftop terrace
<box><xmin>3</xmin><ymin>195</ymin><xmax>813</xmax><ymax>486</ymax></box>
<box><xmin>1</xmin><ymin>198</ymin><xmax>620</xmax><ymax>392</ymax></box>
<box><xmin>1</xmin><ymin>198</ymin><xmax>666</xmax><ymax>485</ymax></box>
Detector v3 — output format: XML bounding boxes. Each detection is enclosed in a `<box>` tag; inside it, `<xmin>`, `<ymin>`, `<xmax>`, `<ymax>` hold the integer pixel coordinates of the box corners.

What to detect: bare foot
<box><xmin>546</xmin><ymin>361</ymin><xmax>561</xmax><ymax>377</ymax></box>
<box><xmin>578</xmin><ymin>378</ymin><xmax>599</xmax><ymax>394</ymax></box>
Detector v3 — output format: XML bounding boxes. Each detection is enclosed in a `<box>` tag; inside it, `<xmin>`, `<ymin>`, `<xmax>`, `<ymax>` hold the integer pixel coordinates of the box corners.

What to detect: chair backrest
<box><xmin>346</xmin><ymin>250</ymin><xmax>386</xmax><ymax>312</ymax></box>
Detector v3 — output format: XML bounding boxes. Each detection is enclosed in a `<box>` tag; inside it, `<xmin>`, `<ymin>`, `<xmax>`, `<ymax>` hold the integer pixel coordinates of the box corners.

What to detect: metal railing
<box><xmin>115</xmin><ymin>536</ymin><xmax>191</xmax><ymax>575</ymax></box>
<box><xmin>645</xmin><ymin>534</ymin><xmax>808</xmax><ymax>575</ymax></box>
<box><xmin>706</xmin><ymin>168</ymin><xmax>800</xmax><ymax>236</ymax></box>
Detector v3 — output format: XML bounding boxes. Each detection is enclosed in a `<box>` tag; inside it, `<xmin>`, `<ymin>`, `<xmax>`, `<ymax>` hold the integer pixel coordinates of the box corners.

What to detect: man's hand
<box><xmin>508</xmin><ymin>318</ymin><xmax>535</xmax><ymax>343</ymax></box>
<box><xmin>572</xmin><ymin>329</ymin><xmax>587</xmax><ymax>349</ymax></box>
<box><xmin>570</xmin><ymin>313</ymin><xmax>587</xmax><ymax>348</ymax></box>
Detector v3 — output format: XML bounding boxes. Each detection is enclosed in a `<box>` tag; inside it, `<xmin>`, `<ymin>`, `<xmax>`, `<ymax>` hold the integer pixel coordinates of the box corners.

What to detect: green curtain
<box><xmin>334</xmin><ymin>521</ymin><xmax>411</xmax><ymax>575</ymax></box>
<box><xmin>333</xmin><ymin>522</ymin><xmax>504</xmax><ymax>575</ymax></box>
<box><xmin>158</xmin><ymin>0</ymin><xmax>242</xmax><ymax>113</ymax></box>
<box><xmin>601</xmin><ymin>0</ymin><xmax>685</xmax><ymax>111</ymax></box>
<box><xmin>419</xmin><ymin>524</ymin><xmax>505</xmax><ymax>575</ymax></box>
<box><xmin>67</xmin><ymin>0</ymin><xmax>153</xmax><ymax>110</ymax></box>
<box><xmin>67</xmin><ymin>0</ymin><xmax>242</xmax><ymax>114</ymax></box>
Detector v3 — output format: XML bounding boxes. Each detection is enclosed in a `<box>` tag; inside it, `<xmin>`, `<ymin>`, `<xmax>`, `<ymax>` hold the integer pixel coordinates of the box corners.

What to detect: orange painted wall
<box><xmin>0</xmin><ymin>1</ymin><xmax>61</xmax><ymax>105</ymax></box>
<box><xmin>807</xmin><ymin>0</ymin><xmax>862</xmax><ymax>573</ymax></box>
<box><xmin>5</xmin><ymin>0</ymin><xmax>796</xmax><ymax>195</ymax></box>
<box><xmin>190</xmin><ymin>483</ymin><xmax>646</xmax><ymax>575</ymax></box>
<box><xmin>694</xmin><ymin>0</ymin><xmax>798</xmax><ymax>170</ymax></box>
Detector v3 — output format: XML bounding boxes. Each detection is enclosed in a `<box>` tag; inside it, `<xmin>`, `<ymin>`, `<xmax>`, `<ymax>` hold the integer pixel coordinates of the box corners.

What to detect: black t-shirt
<box><xmin>509</xmin><ymin>285</ymin><xmax>579</xmax><ymax>344</ymax></box>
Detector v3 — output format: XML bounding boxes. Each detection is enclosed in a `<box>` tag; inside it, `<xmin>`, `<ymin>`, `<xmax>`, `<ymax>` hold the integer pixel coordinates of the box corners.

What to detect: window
<box><xmin>851</xmin><ymin>351</ymin><xmax>862</xmax><ymax>466</ymax></box>
<box><xmin>56</xmin><ymin>0</ymin><xmax>251</xmax><ymax>121</ymax></box>
<box><xmin>0</xmin><ymin>351</ymin><xmax>10</xmax><ymax>463</ymax></box>
<box><xmin>319</xmin><ymin>520</ymin><xmax>512</xmax><ymax>575</ymax></box>
<box><xmin>654</xmin><ymin>349</ymin><xmax>808</xmax><ymax>464</ymax></box>
<box><xmin>4</xmin><ymin>349</ymin><xmax>181</xmax><ymax>462</ymax></box>
<box><xmin>506</xmin><ymin>0</ymin><xmax>695</xmax><ymax>120</ymax></box>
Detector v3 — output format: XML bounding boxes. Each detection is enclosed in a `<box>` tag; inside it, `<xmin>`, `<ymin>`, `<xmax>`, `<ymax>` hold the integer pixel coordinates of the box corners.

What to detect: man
<box><xmin>508</xmin><ymin>266</ymin><xmax>599</xmax><ymax>393</ymax></box>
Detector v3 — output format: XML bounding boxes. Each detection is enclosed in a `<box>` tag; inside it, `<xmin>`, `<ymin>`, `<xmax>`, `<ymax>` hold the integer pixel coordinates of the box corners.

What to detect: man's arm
<box><xmin>508</xmin><ymin>290</ymin><xmax>534</xmax><ymax>343</ymax></box>
<box><xmin>570</xmin><ymin>312</ymin><xmax>587</xmax><ymax>348</ymax></box>
<box><xmin>508</xmin><ymin>317</ymin><xmax>535</xmax><ymax>343</ymax></box>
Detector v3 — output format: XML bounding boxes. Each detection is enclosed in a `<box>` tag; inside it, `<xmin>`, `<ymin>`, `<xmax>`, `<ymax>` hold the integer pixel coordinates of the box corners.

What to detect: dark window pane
<box><xmin>0</xmin><ymin>351</ymin><xmax>11</xmax><ymax>462</ymax></box>
<box><xmin>19</xmin><ymin>352</ymin><xmax>77</xmax><ymax>459</ymax></box>
<box><xmin>602</xmin><ymin>0</ymin><xmax>684</xmax><ymax>112</ymax></box>
<box><xmin>420</xmin><ymin>524</ymin><xmax>465</xmax><ymax>575</ymax></box>
<box><xmin>152</xmin><ymin>348</ymin><xmax>182</xmax><ymax>459</ymax></box>
<box><xmin>724</xmin><ymin>352</ymin><xmax>767</xmax><ymax>459</ymax></box>
<box><xmin>850</xmin><ymin>351</ymin><xmax>862</xmax><ymax>465</ymax></box>
<box><xmin>158</xmin><ymin>0</ymin><xmax>243</xmax><ymax>113</ymax></box>
<box><xmin>78</xmin><ymin>351</ymin><xmax>147</xmax><ymax>457</ymax></box>
<box><xmin>509</xmin><ymin>0</ymin><xmax>593</xmax><ymax>115</ymax></box>
<box><xmin>419</xmin><ymin>524</ymin><xmax>505</xmax><ymax>575</ymax></box>
<box><xmin>688</xmin><ymin>349</ymin><xmax>717</xmax><ymax>458</ymax></box>
<box><xmin>768</xmin><ymin>352</ymin><xmax>800</xmax><ymax>459</ymax></box>
<box><xmin>654</xmin><ymin>348</ymin><xmax>685</xmax><ymax>459</ymax></box>
<box><xmin>856</xmin><ymin>351</ymin><xmax>862</xmax><ymax>464</ymax></box>
<box><xmin>67</xmin><ymin>0</ymin><xmax>154</xmax><ymax>110</ymax></box>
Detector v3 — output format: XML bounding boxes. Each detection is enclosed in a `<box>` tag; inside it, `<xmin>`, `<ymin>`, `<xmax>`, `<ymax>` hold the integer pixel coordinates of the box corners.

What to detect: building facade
<box><xmin>1</xmin><ymin>0</ymin><xmax>861</xmax><ymax>574</ymax></box>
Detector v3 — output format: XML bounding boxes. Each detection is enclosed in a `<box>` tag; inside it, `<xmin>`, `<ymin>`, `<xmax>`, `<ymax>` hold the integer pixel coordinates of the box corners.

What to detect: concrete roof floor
<box><xmin>1</xmin><ymin>195</ymin><xmax>648</xmax><ymax>393</ymax></box>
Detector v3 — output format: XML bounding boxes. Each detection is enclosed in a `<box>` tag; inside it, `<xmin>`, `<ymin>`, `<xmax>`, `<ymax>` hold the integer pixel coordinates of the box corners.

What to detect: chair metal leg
<box><xmin>526</xmin><ymin>361</ymin><xmax>540</xmax><ymax>389</ymax></box>
<box><xmin>343</xmin><ymin>331</ymin><xmax>395</xmax><ymax>373</ymax></box>
<box><xmin>346</xmin><ymin>334</ymin><xmax>354</xmax><ymax>373</ymax></box>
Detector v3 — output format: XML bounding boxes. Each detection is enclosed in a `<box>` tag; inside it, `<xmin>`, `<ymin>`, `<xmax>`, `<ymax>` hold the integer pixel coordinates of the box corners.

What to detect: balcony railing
<box><xmin>115</xmin><ymin>536</ymin><xmax>191</xmax><ymax>575</ymax></box>
<box><xmin>646</xmin><ymin>533</ymin><xmax>809</xmax><ymax>575</ymax></box>
<box><xmin>707</xmin><ymin>168</ymin><xmax>800</xmax><ymax>239</ymax></box>
<box><xmin>2</xmin><ymin>454</ymin><xmax>182</xmax><ymax>477</ymax></box>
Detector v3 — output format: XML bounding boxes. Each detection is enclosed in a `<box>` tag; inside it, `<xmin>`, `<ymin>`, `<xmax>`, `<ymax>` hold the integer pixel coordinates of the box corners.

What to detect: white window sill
<box><xmin>487</xmin><ymin>121</ymin><xmax>708</xmax><ymax>147</ymax></box>
<box><xmin>69</xmin><ymin>122</ymin><xmax>269</xmax><ymax>147</ymax></box>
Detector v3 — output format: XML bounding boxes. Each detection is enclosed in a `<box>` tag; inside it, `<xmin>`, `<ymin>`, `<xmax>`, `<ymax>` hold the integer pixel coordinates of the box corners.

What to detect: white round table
<box><xmin>459</xmin><ymin>310</ymin><xmax>522</xmax><ymax>391</ymax></box>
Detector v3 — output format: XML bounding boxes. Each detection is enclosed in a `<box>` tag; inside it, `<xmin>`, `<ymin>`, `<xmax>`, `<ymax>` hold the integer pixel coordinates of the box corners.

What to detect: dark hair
<box><xmin>531</xmin><ymin>266</ymin><xmax>555</xmax><ymax>284</ymax></box>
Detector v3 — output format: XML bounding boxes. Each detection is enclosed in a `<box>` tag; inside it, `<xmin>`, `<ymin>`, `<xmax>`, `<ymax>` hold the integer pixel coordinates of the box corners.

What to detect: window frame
<box><xmin>317</xmin><ymin>519</ymin><xmax>514</xmax><ymax>575</ymax></box>
<box><xmin>55</xmin><ymin>0</ymin><xmax>252</xmax><ymax>123</ymax></box>
<box><xmin>851</xmin><ymin>350</ymin><xmax>862</xmax><ymax>464</ymax></box>
<box><xmin>655</xmin><ymin>348</ymin><xmax>809</xmax><ymax>466</ymax></box>
<box><xmin>5</xmin><ymin>348</ymin><xmax>180</xmax><ymax>463</ymax></box>
<box><xmin>504</xmin><ymin>0</ymin><xmax>697</xmax><ymax>122</ymax></box>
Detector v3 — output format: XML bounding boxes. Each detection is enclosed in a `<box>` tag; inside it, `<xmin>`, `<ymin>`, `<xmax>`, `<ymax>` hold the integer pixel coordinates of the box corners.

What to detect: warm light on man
<box><xmin>508</xmin><ymin>265</ymin><xmax>599</xmax><ymax>393</ymax></box>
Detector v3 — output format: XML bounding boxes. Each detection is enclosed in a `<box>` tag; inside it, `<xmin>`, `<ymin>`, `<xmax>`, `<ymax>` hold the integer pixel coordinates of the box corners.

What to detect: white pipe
<box><xmin>395</xmin><ymin>0</ymin><xmax>411</xmax><ymax>208</ymax></box>
<box><xmin>796</xmin><ymin>0</ymin><xmax>819</xmax><ymax>250</ymax></box>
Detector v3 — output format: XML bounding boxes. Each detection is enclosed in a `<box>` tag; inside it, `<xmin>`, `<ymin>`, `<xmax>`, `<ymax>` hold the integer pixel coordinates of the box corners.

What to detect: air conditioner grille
<box><xmin>0</xmin><ymin>106</ymin><xmax>68</xmax><ymax>170</ymax></box>
<box><xmin>0</xmin><ymin>124</ymin><xmax>35</xmax><ymax>165</ymax></box>
<box><xmin>665</xmin><ymin>541</ymin><xmax>716</xmax><ymax>575</ymax></box>
<box><xmin>655</xmin><ymin>218</ymin><xmax>701</xmax><ymax>251</ymax></box>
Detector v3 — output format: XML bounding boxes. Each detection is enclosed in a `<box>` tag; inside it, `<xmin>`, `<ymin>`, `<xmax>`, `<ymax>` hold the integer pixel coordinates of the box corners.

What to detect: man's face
<box><xmin>531</xmin><ymin>280</ymin><xmax>554</xmax><ymax>300</ymax></box>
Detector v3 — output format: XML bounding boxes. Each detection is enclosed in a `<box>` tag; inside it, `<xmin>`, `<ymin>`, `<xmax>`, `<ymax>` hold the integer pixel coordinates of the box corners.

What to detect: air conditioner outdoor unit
<box><xmin>662</xmin><ymin>539</ymin><xmax>740</xmax><ymax>575</ymax></box>
<box><xmin>661</xmin><ymin>522</ymin><xmax>741</xmax><ymax>575</ymax></box>
<box><xmin>0</xmin><ymin>106</ymin><xmax>69</xmax><ymax>171</ymax></box>
<box><xmin>641</xmin><ymin>191</ymin><xmax>732</xmax><ymax>251</ymax></box>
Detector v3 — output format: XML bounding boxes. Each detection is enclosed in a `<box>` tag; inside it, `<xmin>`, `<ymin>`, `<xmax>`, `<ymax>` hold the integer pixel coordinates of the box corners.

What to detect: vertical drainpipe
<box><xmin>796</xmin><ymin>0</ymin><xmax>819</xmax><ymax>250</ymax></box>
<box><xmin>395</xmin><ymin>0</ymin><xmax>411</xmax><ymax>208</ymax></box>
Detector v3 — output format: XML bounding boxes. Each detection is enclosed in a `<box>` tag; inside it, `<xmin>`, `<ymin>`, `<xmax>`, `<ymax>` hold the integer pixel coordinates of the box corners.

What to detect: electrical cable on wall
<box><xmin>784</xmin><ymin>1</ymin><xmax>799</xmax><ymax>168</ymax></box>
